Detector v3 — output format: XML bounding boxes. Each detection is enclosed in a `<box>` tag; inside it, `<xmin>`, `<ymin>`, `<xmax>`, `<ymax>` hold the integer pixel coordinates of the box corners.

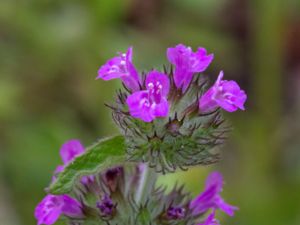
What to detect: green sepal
<box><xmin>49</xmin><ymin>135</ymin><xmax>125</xmax><ymax>194</ymax></box>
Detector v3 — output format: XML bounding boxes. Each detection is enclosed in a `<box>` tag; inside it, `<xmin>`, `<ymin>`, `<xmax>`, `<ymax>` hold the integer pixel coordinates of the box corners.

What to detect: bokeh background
<box><xmin>1</xmin><ymin>0</ymin><xmax>300</xmax><ymax>224</ymax></box>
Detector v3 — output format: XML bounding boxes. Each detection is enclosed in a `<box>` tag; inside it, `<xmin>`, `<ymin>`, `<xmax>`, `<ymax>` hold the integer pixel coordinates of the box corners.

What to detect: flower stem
<box><xmin>135</xmin><ymin>163</ymin><xmax>157</xmax><ymax>205</ymax></box>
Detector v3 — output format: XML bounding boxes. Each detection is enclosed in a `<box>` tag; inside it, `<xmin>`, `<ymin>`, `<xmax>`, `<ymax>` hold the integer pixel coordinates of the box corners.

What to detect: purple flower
<box><xmin>34</xmin><ymin>194</ymin><xmax>83</xmax><ymax>225</ymax></box>
<box><xmin>198</xmin><ymin>211</ymin><xmax>220</xmax><ymax>225</ymax></box>
<box><xmin>96</xmin><ymin>195</ymin><xmax>115</xmax><ymax>216</ymax></box>
<box><xmin>167</xmin><ymin>44</ymin><xmax>213</xmax><ymax>92</ymax></box>
<box><xmin>97</xmin><ymin>47</ymin><xmax>140</xmax><ymax>91</ymax></box>
<box><xmin>167</xmin><ymin>206</ymin><xmax>186</xmax><ymax>220</ymax></box>
<box><xmin>51</xmin><ymin>165</ymin><xmax>64</xmax><ymax>183</ymax></box>
<box><xmin>199</xmin><ymin>71</ymin><xmax>247</xmax><ymax>113</ymax></box>
<box><xmin>104</xmin><ymin>167</ymin><xmax>123</xmax><ymax>192</ymax></box>
<box><xmin>126</xmin><ymin>70</ymin><xmax>170</xmax><ymax>122</ymax></box>
<box><xmin>60</xmin><ymin>140</ymin><xmax>85</xmax><ymax>164</ymax></box>
<box><xmin>190</xmin><ymin>171</ymin><xmax>238</xmax><ymax>216</ymax></box>
<box><xmin>52</xmin><ymin>140</ymin><xmax>94</xmax><ymax>185</ymax></box>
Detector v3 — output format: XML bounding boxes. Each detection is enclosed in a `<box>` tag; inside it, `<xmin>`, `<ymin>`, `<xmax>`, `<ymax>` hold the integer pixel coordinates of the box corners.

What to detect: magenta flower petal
<box><xmin>55</xmin><ymin>140</ymin><xmax>94</xmax><ymax>185</ymax></box>
<box><xmin>126</xmin><ymin>70</ymin><xmax>170</xmax><ymax>122</ymax></box>
<box><xmin>145</xmin><ymin>70</ymin><xmax>170</xmax><ymax>97</ymax></box>
<box><xmin>193</xmin><ymin>48</ymin><xmax>214</xmax><ymax>72</ymax></box>
<box><xmin>97</xmin><ymin>57</ymin><xmax>125</xmax><ymax>80</ymax></box>
<box><xmin>35</xmin><ymin>194</ymin><xmax>83</xmax><ymax>225</ymax></box>
<box><xmin>61</xmin><ymin>195</ymin><xmax>84</xmax><ymax>217</ymax></box>
<box><xmin>199</xmin><ymin>71</ymin><xmax>247</xmax><ymax>113</ymax></box>
<box><xmin>167</xmin><ymin>44</ymin><xmax>213</xmax><ymax>92</ymax></box>
<box><xmin>126</xmin><ymin>90</ymin><xmax>155</xmax><ymax>122</ymax></box>
<box><xmin>215</xmin><ymin>195</ymin><xmax>238</xmax><ymax>216</ymax></box>
<box><xmin>190</xmin><ymin>172</ymin><xmax>223</xmax><ymax>214</ymax></box>
<box><xmin>59</xmin><ymin>140</ymin><xmax>85</xmax><ymax>164</ymax></box>
<box><xmin>190</xmin><ymin>171</ymin><xmax>238</xmax><ymax>216</ymax></box>
<box><xmin>167</xmin><ymin>44</ymin><xmax>191</xmax><ymax>66</ymax></box>
<box><xmin>204</xmin><ymin>171</ymin><xmax>223</xmax><ymax>193</ymax></box>
<box><xmin>123</xmin><ymin>60</ymin><xmax>140</xmax><ymax>90</ymax></box>
<box><xmin>54</xmin><ymin>165</ymin><xmax>64</xmax><ymax>174</ymax></box>
<box><xmin>153</xmin><ymin>98</ymin><xmax>169</xmax><ymax>117</ymax></box>
<box><xmin>198</xmin><ymin>211</ymin><xmax>220</xmax><ymax>225</ymax></box>
<box><xmin>35</xmin><ymin>195</ymin><xmax>62</xmax><ymax>225</ymax></box>
<box><xmin>190</xmin><ymin>183</ymin><xmax>219</xmax><ymax>214</ymax></box>
<box><xmin>97</xmin><ymin>47</ymin><xmax>140</xmax><ymax>91</ymax></box>
<box><xmin>214</xmin><ymin>80</ymin><xmax>247</xmax><ymax>112</ymax></box>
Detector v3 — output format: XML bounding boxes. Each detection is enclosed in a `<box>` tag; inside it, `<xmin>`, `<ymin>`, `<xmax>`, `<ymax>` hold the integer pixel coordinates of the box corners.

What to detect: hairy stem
<box><xmin>135</xmin><ymin>163</ymin><xmax>157</xmax><ymax>205</ymax></box>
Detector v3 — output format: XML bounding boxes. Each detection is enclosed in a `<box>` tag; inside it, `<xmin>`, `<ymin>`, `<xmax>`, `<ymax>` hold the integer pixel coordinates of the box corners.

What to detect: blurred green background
<box><xmin>1</xmin><ymin>0</ymin><xmax>300</xmax><ymax>224</ymax></box>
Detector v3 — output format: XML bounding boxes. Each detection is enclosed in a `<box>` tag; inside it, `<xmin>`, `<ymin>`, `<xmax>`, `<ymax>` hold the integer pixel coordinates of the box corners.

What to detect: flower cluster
<box><xmin>35</xmin><ymin>44</ymin><xmax>243</xmax><ymax>225</ymax></box>
<box><xmin>98</xmin><ymin>44</ymin><xmax>246</xmax><ymax>122</ymax></box>
<box><xmin>35</xmin><ymin>140</ymin><xmax>92</xmax><ymax>225</ymax></box>
<box><xmin>35</xmin><ymin>139</ymin><xmax>236</xmax><ymax>225</ymax></box>
<box><xmin>98</xmin><ymin>44</ymin><xmax>247</xmax><ymax>172</ymax></box>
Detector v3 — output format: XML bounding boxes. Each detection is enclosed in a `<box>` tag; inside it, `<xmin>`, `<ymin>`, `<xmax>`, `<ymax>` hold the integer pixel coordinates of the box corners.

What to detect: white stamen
<box><xmin>148</xmin><ymin>82</ymin><xmax>154</xmax><ymax>89</ymax></box>
<box><xmin>140</xmin><ymin>98</ymin><xmax>150</xmax><ymax>107</ymax></box>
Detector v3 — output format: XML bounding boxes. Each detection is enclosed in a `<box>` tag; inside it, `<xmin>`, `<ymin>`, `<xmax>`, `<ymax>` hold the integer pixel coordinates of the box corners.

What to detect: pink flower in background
<box><xmin>167</xmin><ymin>44</ymin><xmax>213</xmax><ymax>92</ymax></box>
<box><xmin>34</xmin><ymin>194</ymin><xmax>83</xmax><ymax>225</ymax></box>
<box><xmin>97</xmin><ymin>47</ymin><xmax>140</xmax><ymax>91</ymax></box>
<box><xmin>37</xmin><ymin>141</ymin><xmax>89</xmax><ymax>225</ymax></box>
<box><xmin>190</xmin><ymin>171</ymin><xmax>238</xmax><ymax>216</ymax></box>
<box><xmin>199</xmin><ymin>71</ymin><xmax>247</xmax><ymax>113</ymax></box>
<box><xmin>60</xmin><ymin>140</ymin><xmax>84</xmax><ymax>164</ymax></box>
<box><xmin>126</xmin><ymin>70</ymin><xmax>170</xmax><ymax>122</ymax></box>
<box><xmin>52</xmin><ymin>140</ymin><xmax>93</xmax><ymax>185</ymax></box>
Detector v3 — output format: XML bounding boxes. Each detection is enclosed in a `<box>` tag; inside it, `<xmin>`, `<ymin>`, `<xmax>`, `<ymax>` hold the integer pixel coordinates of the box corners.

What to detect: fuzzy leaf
<box><xmin>49</xmin><ymin>135</ymin><xmax>125</xmax><ymax>194</ymax></box>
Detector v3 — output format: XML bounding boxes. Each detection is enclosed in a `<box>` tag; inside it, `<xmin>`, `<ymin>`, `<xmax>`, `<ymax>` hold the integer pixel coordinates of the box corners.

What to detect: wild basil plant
<box><xmin>35</xmin><ymin>44</ymin><xmax>247</xmax><ymax>225</ymax></box>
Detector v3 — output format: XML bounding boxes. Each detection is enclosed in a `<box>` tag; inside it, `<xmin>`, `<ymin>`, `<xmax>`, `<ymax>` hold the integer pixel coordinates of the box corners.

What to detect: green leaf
<box><xmin>49</xmin><ymin>135</ymin><xmax>125</xmax><ymax>194</ymax></box>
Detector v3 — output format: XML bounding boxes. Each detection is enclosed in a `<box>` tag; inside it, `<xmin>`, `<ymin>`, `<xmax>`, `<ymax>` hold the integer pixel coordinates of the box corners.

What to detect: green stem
<box><xmin>135</xmin><ymin>163</ymin><xmax>157</xmax><ymax>205</ymax></box>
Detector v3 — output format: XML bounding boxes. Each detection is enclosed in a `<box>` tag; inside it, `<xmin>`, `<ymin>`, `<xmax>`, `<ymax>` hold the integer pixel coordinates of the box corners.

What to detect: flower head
<box><xmin>97</xmin><ymin>47</ymin><xmax>140</xmax><ymax>91</ymax></box>
<box><xmin>126</xmin><ymin>70</ymin><xmax>170</xmax><ymax>122</ymax></box>
<box><xmin>199</xmin><ymin>71</ymin><xmax>247</xmax><ymax>113</ymax></box>
<box><xmin>100</xmin><ymin>45</ymin><xmax>246</xmax><ymax>172</ymax></box>
<box><xmin>34</xmin><ymin>194</ymin><xmax>83</xmax><ymax>225</ymax></box>
<box><xmin>190</xmin><ymin>171</ymin><xmax>238</xmax><ymax>216</ymax></box>
<box><xmin>167</xmin><ymin>44</ymin><xmax>213</xmax><ymax>92</ymax></box>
